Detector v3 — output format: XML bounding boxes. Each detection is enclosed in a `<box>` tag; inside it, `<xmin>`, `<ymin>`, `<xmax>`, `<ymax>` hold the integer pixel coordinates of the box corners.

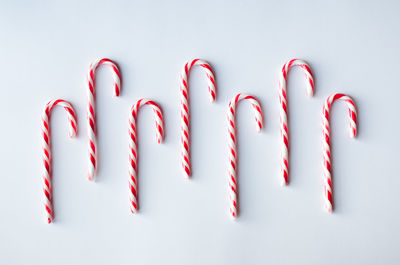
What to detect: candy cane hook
<box><xmin>180</xmin><ymin>59</ymin><xmax>216</xmax><ymax>178</ymax></box>
<box><xmin>41</xmin><ymin>99</ymin><xmax>77</xmax><ymax>223</ymax></box>
<box><xmin>227</xmin><ymin>93</ymin><xmax>263</xmax><ymax>219</ymax></box>
<box><xmin>279</xmin><ymin>59</ymin><xmax>314</xmax><ymax>186</ymax></box>
<box><xmin>87</xmin><ymin>58</ymin><xmax>121</xmax><ymax>181</ymax></box>
<box><xmin>129</xmin><ymin>99</ymin><xmax>164</xmax><ymax>213</ymax></box>
<box><xmin>322</xmin><ymin>93</ymin><xmax>357</xmax><ymax>212</ymax></box>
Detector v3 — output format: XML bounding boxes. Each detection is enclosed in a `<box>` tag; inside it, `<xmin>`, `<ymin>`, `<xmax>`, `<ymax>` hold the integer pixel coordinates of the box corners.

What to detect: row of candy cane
<box><xmin>42</xmin><ymin>58</ymin><xmax>357</xmax><ymax>223</ymax></box>
<box><xmin>184</xmin><ymin>59</ymin><xmax>357</xmax><ymax>216</ymax></box>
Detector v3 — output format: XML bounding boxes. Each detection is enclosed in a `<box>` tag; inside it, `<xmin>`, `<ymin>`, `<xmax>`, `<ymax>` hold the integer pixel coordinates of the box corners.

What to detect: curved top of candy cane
<box><xmin>130</xmin><ymin>98</ymin><xmax>164</xmax><ymax>144</ymax></box>
<box><xmin>322</xmin><ymin>93</ymin><xmax>357</xmax><ymax>138</ymax></box>
<box><xmin>180</xmin><ymin>58</ymin><xmax>216</xmax><ymax>103</ymax></box>
<box><xmin>279</xmin><ymin>59</ymin><xmax>314</xmax><ymax>97</ymax></box>
<box><xmin>87</xmin><ymin>58</ymin><xmax>121</xmax><ymax>97</ymax></box>
<box><xmin>42</xmin><ymin>99</ymin><xmax>77</xmax><ymax>138</ymax></box>
<box><xmin>228</xmin><ymin>93</ymin><xmax>263</xmax><ymax>132</ymax></box>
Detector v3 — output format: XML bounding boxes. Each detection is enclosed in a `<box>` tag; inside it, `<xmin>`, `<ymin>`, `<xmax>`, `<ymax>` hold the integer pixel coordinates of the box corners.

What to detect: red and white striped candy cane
<box><xmin>180</xmin><ymin>59</ymin><xmax>216</xmax><ymax>178</ymax></box>
<box><xmin>41</xmin><ymin>99</ymin><xmax>77</xmax><ymax>223</ymax></box>
<box><xmin>129</xmin><ymin>99</ymin><xmax>164</xmax><ymax>213</ymax></box>
<box><xmin>227</xmin><ymin>93</ymin><xmax>263</xmax><ymax>219</ymax></box>
<box><xmin>322</xmin><ymin>93</ymin><xmax>357</xmax><ymax>212</ymax></box>
<box><xmin>279</xmin><ymin>59</ymin><xmax>314</xmax><ymax>186</ymax></box>
<box><xmin>87</xmin><ymin>58</ymin><xmax>121</xmax><ymax>181</ymax></box>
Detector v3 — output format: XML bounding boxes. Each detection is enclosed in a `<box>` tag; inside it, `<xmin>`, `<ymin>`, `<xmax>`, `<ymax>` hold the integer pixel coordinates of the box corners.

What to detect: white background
<box><xmin>0</xmin><ymin>1</ymin><xmax>398</xmax><ymax>264</ymax></box>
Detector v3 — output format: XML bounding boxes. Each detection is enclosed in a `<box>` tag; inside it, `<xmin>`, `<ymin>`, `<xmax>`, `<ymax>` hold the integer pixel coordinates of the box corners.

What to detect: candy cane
<box><xmin>322</xmin><ymin>93</ymin><xmax>357</xmax><ymax>212</ymax></box>
<box><xmin>279</xmin><ymin>59</ymin><xmax>314</xmax><ymax>186</ymax></box>
<box><xmin>180</xmin><ymin>59</ymin><xmax>216</xmax><ymax>178</ymax></box>
<box><xmin>227</xmin><ymin>93</ymin><xmax>263</xmax><ymax>219</ymax></box>
<box><xmin>129</xmin><ymin>99</ymin><xmax>164</xmax><ymax>213</ymax></box>
<box><xmin>87</xmin><ymin>58</ymin><xmax>121</xmax><ymax>181</ymax></box>
<box><xmin>41</xmin><ymin>99</ymin><xmax>77</xmax><ymax>223</ymax></box>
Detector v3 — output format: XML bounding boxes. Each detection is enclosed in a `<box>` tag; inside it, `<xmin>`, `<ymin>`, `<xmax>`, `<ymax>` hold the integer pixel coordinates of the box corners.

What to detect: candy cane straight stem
<box><xmin>129</xmin><ymin>99</ymin><xmax>164</xmax><ymax>213</ymax></box>
<box><xmin>41</xmin><ymin>99</ymin><xmax>77</xmax><ymax>223</ymax></box>
<box><xmin>227</xmin><ymin>93</ymin><xmax>263</xmax><ymax>219</ymax></box>
<box><xmin>279</xmin><ymin>59</ymin><xmax>314</xmax><ymax>186</ymax></box>
<box><xmin>322</xmin><ymin>93</ymin><xmax>357</xmax><ymax>213</ymax></box>
<box><xmin>180</xmin><ymin>59</ymin><xmax>216</xmax><ymax>178</ymax></box>
<box><xmin>87</xmin><ymin>58</ymin><xmax>121</xmax><ymax>181</ymax></box>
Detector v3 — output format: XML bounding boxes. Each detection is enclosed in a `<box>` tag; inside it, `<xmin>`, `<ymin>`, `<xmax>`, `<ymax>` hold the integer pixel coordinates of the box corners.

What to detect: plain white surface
<box><xmin>0</xmin><ymin>0</ymin><xmax>399</xmax><ymax>264</ymax></box>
